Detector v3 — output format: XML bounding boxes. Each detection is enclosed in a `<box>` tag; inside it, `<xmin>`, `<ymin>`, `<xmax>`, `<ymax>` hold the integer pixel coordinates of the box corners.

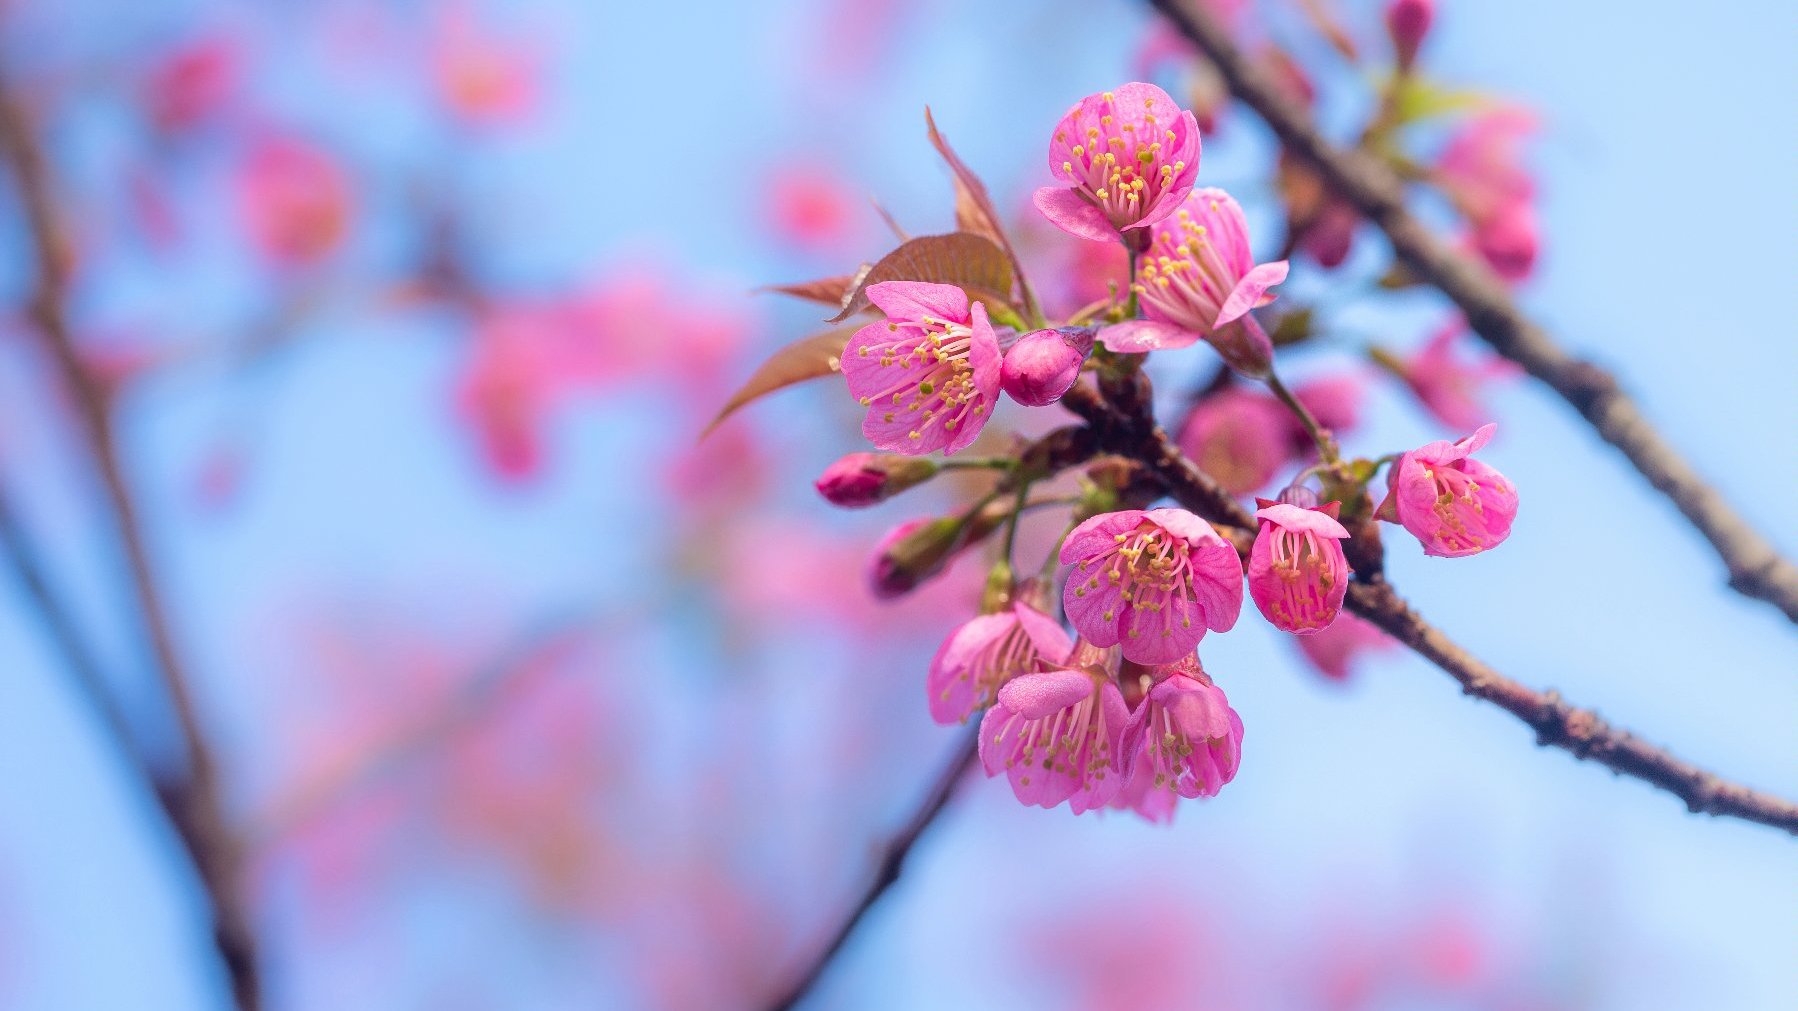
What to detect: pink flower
<box><xmin>1294</xmin><ymin>375</ymin><xmax>1363</xmax><ymax>440</ymax></box>
<box><xmin>433</xmin><ymin>3</ymin><xmax>538</xmax><ymax>126</ymax></box>
<box><xmin>1114</xmin><ymin>657</ymin><xmax>1244</xmax><ymax>818</ymax></box>
<box><xmin>979</xmin><ymin>664</ymin><xmax>1131</xmax><ymax>812</ymax></box>
<box><xmin>1467</xmin><ymin>200</ymin><xmax>1539</xmax><ymax>283</ymax></box>
<box><xmin>927</xmin><ymin>601</ymin><xmax>1073</xmax><ymax>725</ymax></box>
<box><xmin>1394</xmin><ymin>322</ymin><xmax>1513</xmax><ymax>431</ymax></box>
<box><xmin>1061</xmin><ymin>508</ymin><xmax>1244</xmax><ymax>665</ymax></box>
<box><xmin>1033</xmin><ymin>83</ymin><xmax>1201</xmax><ymax>243</ymax></box>
<box><xmin>1295</xmin><ymin>612</ymin><xmax>1395</xmax><ymax>682</ymax></box>
<box><xmin>1385</xmin><ymin>0</ymin><xmax>1435</xmax><ymax>71</ymax></box>
<box><xmin>1300</xmin><ymin>198</ymin><xmax>1359</xmax><ymax>268</ymax></box>
<box><xmin>814</xmin><ymin>453</ymin><xmax>939</xmax><ymax>508</ymax></box>
<box><xmin>1249</xmin><ymin>495</ymin><xmax>1352</xmax><ymax>633</ymax></box>
<box><xmin>765</xmin><ymin>163</ymin><xmax>858</xmax><ymax>251</ymax></box>
<box><xmin>1436</xmin><ymin>108</ymin><xmax>1536</xmax><ymax>224</ymax></box>
<box><xmin>867</xmin><ymin>508</ymin><xmax>1003</xmax><ymax>599</ymax></box>
<box><xmin>236</xmin><ymin>135</ymin><xmax>352</xmax><ymax>267</ymax></box>
<box><xmin>1099</xmin><ymin>188</ymin><xmax>1288</xmax><ymax>377</ymax></box>
<box><xmin>146</xmin><ymin>36</ymin><xmax>238</xmax><ymax>136</ymax></box>
<box><xmin>842</xmin><ymin>281</ymin><xmax>1001</xmax><ymax>456</ymax></box>
<box><xmin>1177</xmin><ymin>388</ymin><xmax>1291</xmax><ymax>495</ymax></box>
<box><xmin>1377</xmin><ymin>424</ymin><xmax>1519</xmax><ymax>557</ymax></box>
<box><xmin>1000</xmin><ymin>327</ymin><xmax>1092</xmax><ymax>407</ymax></box>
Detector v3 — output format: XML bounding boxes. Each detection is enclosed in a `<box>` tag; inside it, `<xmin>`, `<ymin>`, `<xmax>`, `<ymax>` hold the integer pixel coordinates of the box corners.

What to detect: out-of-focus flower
<box><xmin>841</xmin><ymin>281</ymin><xmax>1001</xmax><ymax>456</ymax></box>
<box><xmin>453</xmin><ymin>306</ymin><xmax>569</xmax><ymax>481</ymax></box>
<box><xmin>1000</xmin><ymin>327</ymin><xmax>1092</xmax><ymax>407</ymax></box>
<box><xmin>1301</xmin><ymin>198</ymin><xmax>1359</xmax><ymax>268</ymax></box>
<box><xmin>764</xmin><ymin>162</ymin><xmax>859</xmax><ymax>252</ymax></box>
<box><xmin>1100</xmin><ymin>187</ymin><xmax>1287</xmax><ymax>377</ymax></box>
<box><xmin>926</xmin><ymin>601</ymin><xmax>1072</xmax><ymax>724</ymax></box>
<box><xmin>978</xmin><ymin>663</ymin><xmax>1131</xmax><ymax>813</ymax></box>
<box><xmin>432</xmin><ymin>3</ymin><xmax>538</xmax><ymax>126</ymax></box>
<box><xmin>1436</xmin><ymin>107</ymin><xmax>1537</xmax><ymax>223</ymax></box>
<box><xmin>813</xmin><ymin>452</ymin><xmax>938</xmax><ymax>508</ymax></box>
<box><xmin>236</xmin><ymin>135</ymin><xmax>352</xmax><ymax>267</ymax></box>
<box><xmin>1033</xmin><ymin>83</ymin><xmax>1201</xmax><ymax>243</ymax></box>
<box><xmin>1295</xmin><ymin>612</ymin><xmax>1395</xmax><ymax>682</ymax></box>
<box><xmin>1294</xmin><ymin>374</ymin><xmax>1363</xmax><ymax>440</ymax></box>
<box><xmin>1250</xmin><ymin>492</ymin><xmax>1351</xmax><ymax>633</ymax></box>
<box><xmin>1114</xmin><ymin>656</ymin><xmax>1243</xmax><ymax>820</ymax></box>
<box><xmin>1386</xmin><ymin>321</ymin><xmax>1514</xmax><ymax>431</ymax></box>
<box><xmin>1061</xmin><ymin>507</ymin><xmax>1243</xmax><ymax>664</ymax></box>
<box><xmin>1177</xmin><ymin>387</ymin><xmax>1291</xmax><ymax>495</ymax></box>
<box><xmin>1377</xmin><ymin>423</ymin><xmax>1518</xmax><ymax>557</ymax></box>
<box><xmin>1385</xmin><ymin>0</ymin><xmax>1435</xmax><ymax>71</ymax></box>
<box><xmin>145</xmin><ymin>35</ymin><xmax>238</xmax><ymax>136</ymax></box>
<box><xmin>1468</xmin><ymin>199</ymin><xmax>1539</xmax><ymax>282</ymax></box>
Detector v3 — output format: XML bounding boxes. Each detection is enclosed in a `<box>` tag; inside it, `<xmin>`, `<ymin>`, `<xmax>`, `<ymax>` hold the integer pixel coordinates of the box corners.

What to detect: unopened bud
<box><xmin>815</xmin><ymin>453</ymin><xmax>938</xmax><ymax>508</ymax></box>
<box><xmin>1001</xmin><ymin>328</ymin><xmax>1093</xmax><ymax>407</ymax></box>
<box><xmin>1385</xmin><ymin>0</ymin><xmax>1434</xmax><ymax>72</ymax></box>
<box><xmin>1277</xmin><ymin>484</ymin><xmax>1320</xmax><ymax>509</ymax></box>
<box><xmin>1206</xmin><ymin>313</ymin><xmax>1276</xmax><ymax>380</ymax></box>
<box><xmin>867</xmin><ymin>505</ymin><xmax>1008</xmax><ymax>600</ymax></box>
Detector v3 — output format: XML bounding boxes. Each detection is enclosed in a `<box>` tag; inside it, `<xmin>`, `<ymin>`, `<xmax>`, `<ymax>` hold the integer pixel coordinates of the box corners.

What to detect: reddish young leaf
<box><xmin>828</xmin><ymin>232</ymin><xmax>1015</xmax><ymax>324</ymax></box>
<box><xmin>703</xmin><ymin>328</ymin><xmax>856</xmax><ymax>437</ymax></box>
<box><xmin>924</xmin><ymin>108</ymin><xmax>1036</xmax><ymax>316</ymax></box>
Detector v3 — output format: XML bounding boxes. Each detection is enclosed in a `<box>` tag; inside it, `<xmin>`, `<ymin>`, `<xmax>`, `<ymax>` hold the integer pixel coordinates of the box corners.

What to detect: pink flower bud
<box><xmin>814</xmin><ymin>453</ymin><xmax>938</xmax><ymax>508</ymax></box>
<box><xmin>1470</xmin><ymin>201</ymin><xmax>1539</xmax><ymax>284</ymax></box>
<box><xmin>1001</xmin><ymin>327</ymin><xmax>1093</xmax><ymax>406</ymax></box>
<box><xmin>867</xmin><ymin>507</ymin><xmax>1005</xmax><ymax>599</ymax></box>
<box><xmin>1249</xmin><ymin>498</ymin><xmax>1351</xmax><ymax>633</ymax></box>
<box><xmin>1385</xmin><ymin>0</ymin><xmax>1434</xmax><ymax>71</ymax></box>
<box><xmin>1376</xmin><ymin>423</ymin><xmax>1519</xmax><ymax>557</ymax></box>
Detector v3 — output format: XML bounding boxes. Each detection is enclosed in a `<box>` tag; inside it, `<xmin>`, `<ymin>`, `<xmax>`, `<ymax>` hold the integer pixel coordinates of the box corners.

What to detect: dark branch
<box><xmin>1148</xmin><ymin>0</ymin><xmax>1798</xmax><ymax>624</ymax></box>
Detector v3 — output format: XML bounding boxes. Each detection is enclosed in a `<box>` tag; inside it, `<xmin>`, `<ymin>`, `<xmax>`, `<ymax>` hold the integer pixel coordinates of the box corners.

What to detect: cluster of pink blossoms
<box><xmin>742</xmin><ymin>64</ymin><xmax>1523</xmax><ymax>820</ymax></box>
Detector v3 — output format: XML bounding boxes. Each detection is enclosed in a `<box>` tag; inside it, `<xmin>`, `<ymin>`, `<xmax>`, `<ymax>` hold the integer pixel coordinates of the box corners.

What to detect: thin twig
<box><xmin>1062</xmin><ymin>379</ymin><xmax>1798</xmax><ymax>835</ymax></box>
<box><xmin>764</xmin><ymin>727</ymin><xmax>981</xmax><ymax>1010</ymax></box>
<box><xmin>0</xmin><ymin>71</ymin><xmax>261</xmax><ymax>1007</ymax></box>
<box><xmin>1148</xmin><ymin>0</ymin><xmax>1798</xmax><ymax>624</ymax></box>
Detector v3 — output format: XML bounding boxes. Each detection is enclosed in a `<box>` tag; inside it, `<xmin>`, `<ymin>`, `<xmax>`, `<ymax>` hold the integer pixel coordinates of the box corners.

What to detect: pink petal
<box><xmin>1188</xmin><ymin>538</ymin><xmax>1245</xmax><ymax>632</ymax></box>
<box><xmin>865</xmin><ymin>280</ymin><xmax>969</xmax><ymax>323</ymax></box>
<box><xmin>1254</xmin><ymin>502</ymin><xmax>1350</xmax><ymax>539</ymax></box>
<box><xmin>1096</xmin><ymin>319</ymin><xmax>1200</xmax><ymax>353</ymax></box>
<box><xmin>1031</xmin><ymin>186</ymin><xmax>1121</xmax><ymax>243</ymax></box>
<box><xmin>1213</xmin><ymin>260</ymin><xmax>1289</xmax><ymax>329</ymax></box>
<box><xmin>994</xmin><ymin>668</ymin><xmax>1096</xmax><ymax>721</ymax></box>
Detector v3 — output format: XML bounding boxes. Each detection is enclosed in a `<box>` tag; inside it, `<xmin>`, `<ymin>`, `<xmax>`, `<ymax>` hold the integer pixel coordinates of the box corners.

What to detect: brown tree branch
<box><xmin>1062</xmin><ymin>379</ymin><xmax>1798</xmax><ymax>835</ymax></box>
<box><xmin>763</xmin><ymin>727</ymin><xmax>980</xmax><ymax>1011</ymax></box>
<box><xmin>1148</xmin><ymin>0</ymin><xmax>1798</xmax><ymax>624</ymax></box>
<box><xmin>0</xmin><ymin>72</ymin><xmax>261</xmax><ymax>1008</ymax></box>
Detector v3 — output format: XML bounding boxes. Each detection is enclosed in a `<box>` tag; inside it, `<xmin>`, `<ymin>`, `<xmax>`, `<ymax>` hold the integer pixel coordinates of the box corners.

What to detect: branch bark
<box><xmin>0</xmin><ymin>72</ymin><xmax>260</xmax><ymax>1008</ymax></box>
<box><xmin>1148</xmin><ymin>0</ymin><xmax>1798</xmax><ymax>624</ymax></box>
<box><xmin>763</xmin><ymin>728</ymin><xmax>980</xmax><ymax>1011</ymax></box>
<box><xmin>1062</xmin><ymin>379</ymin><xmax>1798</xmax><ymax>835</ymax></box>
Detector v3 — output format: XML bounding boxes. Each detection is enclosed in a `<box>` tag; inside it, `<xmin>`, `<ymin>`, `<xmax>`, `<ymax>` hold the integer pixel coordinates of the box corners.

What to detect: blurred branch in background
<box><xmin>1148</xmin><ymin>0</ymin><xmax>1798</xmax><ymax>625</ymax></box>
<box><xmin>0</xmin><ymin>64</ymin><xmax>260</xmax><ymax>1010</ymax></box>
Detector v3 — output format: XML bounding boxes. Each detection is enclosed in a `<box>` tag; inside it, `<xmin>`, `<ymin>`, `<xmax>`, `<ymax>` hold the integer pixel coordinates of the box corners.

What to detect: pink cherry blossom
<box><xmin>927</xmin><ymin>601</ymin><xmax>1073</xmax><ymax>725</ymax></box>
<box><xmin>432</xmin><ymin>3</ymin><xmax>539</xmax><ymax>126</ymax></box>
<box><xmin>1468</xmin><ymin>200</ymin><xmax>1539</xmax><ymax>283</ymax></box>
<box><xmin>1395</xmin><ymin>321</ymin><xmax>1514</xmax><ymax>431</ymax></box>
<box><xmin>978</xmin><ymin>664</ymin><xmax>1131</xmax><ymax>813</ymax></box>
<box><xmin>841</xmin><ymin>281</ymin><xmax>1002</xmax><ymax>455</ymax></box>
<box><xmin>1061</xmin><ymin>508</ymin><xmax>1244</xmax><ymax>664</ymax></box>
<box><xmin>867</xmin><ymin>509</ymin><xmax>1002</xmax><ymax>600</ymax></box>
<box><xmin>814</xmin><ymin>452</ymin><xmax>937</xmax><ymax>508</ymax></box>
<box><xmin>765</xmin><ymin>162</ymin><xmax>859</xmax><ymax>251</ymax></box>
<box><xmin>1115</xmin><ymin>658</ymin><xmax>1244</xmax><ymax>817</ymax></box>
<box><xmin>1033</xmin><ymin>83</ymin><xmax>1201</xmax><ymax>243</ymax></box>
<box><xmin>1295</xmin><ymin>612</ymin><xmax>1396</xmax><ymax>682</ymax></box>
<box><xmin>1385</xmin><ymin>0</ymin><xmax>1435</xmax><ymax>70</ymax></box>
<box><xmin>1436</xmin><ymin>107</ymin><xmax>1536</xmax><ymax>224</ymax></box>
<box><xmin>236</xmin><ymin>135</ymin><xmax>352</xmax><ymax>267</ymax></box>
<box><xmin>1177</xmin><ymin>388</ymin><xmax>1291</xmax><ymax>495</ymax></box>
<box><xmin>1377</xmin><ymin>423</ymin><xmax>1519</xmax><ymax>557</ymax></box>
<box><xmin>1099</xmin><ymin>187</ymin><xmax>1288</xmax><ymax>377</ymax></box>
<box><xmin>145</xmin><ymin>35</ymin><xmax>238</xmax><ymax>136</ymax></box>
<box><xmin>1294</xmin><ymin>375</ymin><xmax>1364</xmax><ymax>441</ymax></box>
<box><xmin>1000</xmin><ymin>327</ymin><xmax>1092</xmax><ymax>407</ymax></box>
<box><xmin>1250</xmin><ymin>498</ymin><xmax>1352</xmax><ymax>634</ymax></box>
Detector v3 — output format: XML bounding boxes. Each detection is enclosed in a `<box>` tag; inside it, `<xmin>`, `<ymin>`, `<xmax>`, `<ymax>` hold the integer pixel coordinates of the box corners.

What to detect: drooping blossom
<box><xmin>1113</xmin><ymin>656</ymin><xmax>1244</xmax><ymax>820</ymax></box>
<box><xmin>1178</xmin><ymin>387</ymin><xmax>1291</xmax><ymax>495</ymax></box>
<box><xmin>1249</xmin><ymin>491</ymin><xmax>1351</xmax><ymax>634</ymax></box>
<box><xmin>978</xmin><ymin>647</ymin><xmax>1132</xmax><ymax>813</ymax></box>
<box><xmin>1000</xmin><ymin>327</ymin><xmax>1092</xmax><ymax>406</ymax></box>
<box><xmin>1388</xmin><ymin>321</ymin><xmax>1514</xmax><ymax>431</ymax></box>
<box><xmin>1385</xmin><ymin>0</ymin><xmax>1435</xmax><ymax>71</ymax></box>
<box><xmin>1377</xmin><ymin>423</ymin><xmax>1518</xmax><ymax>557</ymax></box>
<box><xmin>236</xmin><ymin>135</ymin><xmax>352</xmax><ymax>267</ymax></box>
<box><xmin>814</xmin><ymin>453</ymin><xmax>938</xmax><ymax>508</ymax></box>
<box><xmin>1100</xmin><ymin>187</ymin><xmax>1288</xmax><ymax>377</ymax></box>
<box><xmin>927</xmin><ymin>600</ymin><xmax>1072</xmax><ymax>724</ymax></box>
<box><xmin>841</xmin><ymin>281</ymin><xmax>1001</xmax><ymax>456</ymax></box>
<box><xmin>1061</xmin><ymin>508</ymin><xmax>1244</xmax><ymax>664</ymax></box>
<box><xmin>1295</xmin><ymin>612</ymin><xmax>1396</xmax><ymax>682</ymax></box>
<box><xmin>1033</xmin><ymin>83</ymin><xmax>1201</xmax><ymax>243</ymax></box>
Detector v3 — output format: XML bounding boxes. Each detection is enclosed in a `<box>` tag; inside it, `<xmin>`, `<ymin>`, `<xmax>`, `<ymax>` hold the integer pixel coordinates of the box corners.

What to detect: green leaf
<box><xmin>828</xmin><ymin>232</ymin><xmax>1016</xmax><ymax>324</ymax></box>
<box><xmin>702</xmin><ymin>328</ymin><xmax>855</xmax><ymax>437</ymax></box>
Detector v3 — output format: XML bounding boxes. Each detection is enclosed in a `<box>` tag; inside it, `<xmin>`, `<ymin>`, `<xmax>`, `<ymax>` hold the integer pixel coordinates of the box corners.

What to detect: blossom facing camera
<box><xmin>1033</xmin><ymin>83</ymin><xmax>1201</xmax><ymax>243</ymax></box>
<box><xmin>927</xmin><ymin>601</ymin><xmax>1073</xmax><ymax>725</ymax></box>
<box><xmin>1177</xmin><ymin>388</ymin><xmax>1291</xmax><ymax>495</ymax></box>
<box><xmin>1001</xmin><ymin>327</ymin><xmax>1093</xmax><ymax>407</ymax></box>
<box><xmin>1115</xmin><ymin>658</ymin><xmax>1244</xmax><ymax>819</ymax></box>
<box><xmin>1385</xmin><ymin>0</ymin><xmax>1435</xmax><ymax>71</ymax></box>
<box><xmin>1060</xmin><ymin>508</ymin><xmax>1244</xmax><ymax>665</ymax></box>
<box><xmin>814</xmin><ymin>453</ymin><xmax>938</xmax><ymax>508</ymax></box>
<box><xmin>1098</xmin><ymin>187</ymin><xmax>1287</xmax><ymax>377</ymax></box>
<box><xmin>842</xmin><ymin>281</ymin><xmax>1001</xmax><ymax>456</ymax></box>
<box><xmin>1378</xmin><ymin>423</ymin><xmax>1519</xmax><ymax>557</ymax></box>
<box><xmin>979</xmin><ymin>666</ymin><xmax>1132</xmax><ymax>813</ymax></box>
<box><xmin>1249</xmin><ymin>496</ymin><xmax>1352</xmax><ymax>634</ymax></box>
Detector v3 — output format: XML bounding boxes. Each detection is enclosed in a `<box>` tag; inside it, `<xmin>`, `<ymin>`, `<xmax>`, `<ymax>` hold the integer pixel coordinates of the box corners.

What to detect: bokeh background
<box><xmin>0</xmin><ymin>0</ymin><xmax>1793</xmax><ymax>1008</ymax></box>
